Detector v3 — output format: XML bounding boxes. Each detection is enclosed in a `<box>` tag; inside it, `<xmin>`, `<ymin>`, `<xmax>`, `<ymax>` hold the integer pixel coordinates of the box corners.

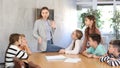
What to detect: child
<box><xmin>5</xmin><ymin>33</ymin><xmax>29</xmax><ymax>68</ymax></box>
<box><xmin>19</xmin><ymin>34</ymin><xmax>32</xmax><ymax>55</ymax></box>
<box><xmin>82</xmin><ymin>34</ymin><xmax>106</xmax><ymax>58</ymax></box>
<box><xmin>81</xmin><ymin>15</ymin><xmax>101</xmax><ymax>52</ymax></box>
<box><xmin>100</xmin><ymin>40</ymin><xmax>120</xmax><ymax>66</ymax></box>
<box><xmin>59</xmin><ymin>30</ymin><xmax>83</xmax><ymax>54</ymax></box>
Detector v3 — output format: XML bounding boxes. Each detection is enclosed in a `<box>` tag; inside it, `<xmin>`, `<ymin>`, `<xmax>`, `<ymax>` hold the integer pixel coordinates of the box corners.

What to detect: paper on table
<box><xmin>64</xmin><ymin>58</ymin><xmax>81</xmax><ymax>63</ymax></box>
<box><xmin>45</xmin><ymin>55</ymin><xmax>66</xmax><ymax>61</ymax></box>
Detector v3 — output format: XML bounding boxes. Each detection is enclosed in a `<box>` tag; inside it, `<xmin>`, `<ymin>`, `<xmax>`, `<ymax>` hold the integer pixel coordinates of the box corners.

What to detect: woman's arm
<box><xmin>33</xmin><ymin>20</ymin><xmax>41</xmax><ymax>40</ymax></box>
<box><xmin>33</xmin><ymin>20</ymin><xmax>42</xmax><ymax>44</ymax></box>
<box><xmin>81</xmin><ymin>37</ymin><xmax>87</xmax><ymax>53</ymax></box>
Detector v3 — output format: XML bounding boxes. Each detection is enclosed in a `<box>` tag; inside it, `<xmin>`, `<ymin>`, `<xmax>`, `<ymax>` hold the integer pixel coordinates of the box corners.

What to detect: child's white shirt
<box><xmin>65</xmin><ymin>40</ymin><xmax>82</xmax><ymax>54</ymax></box>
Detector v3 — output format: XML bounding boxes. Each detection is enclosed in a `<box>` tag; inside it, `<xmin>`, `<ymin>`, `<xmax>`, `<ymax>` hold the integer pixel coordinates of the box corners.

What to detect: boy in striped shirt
<box><xmin>100</xmin><ymin>40</ymin><xmax>120</xmax><ymax>66</ymax></box>
<box><xmin>5</xmin><ymin>33</ymin><xmax>29</xmax><ymax>68</ymax></box>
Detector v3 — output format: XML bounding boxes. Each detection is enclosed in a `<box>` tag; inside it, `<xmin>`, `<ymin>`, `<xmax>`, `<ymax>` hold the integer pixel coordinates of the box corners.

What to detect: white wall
<box><xmin>53</xmin><ymin>0</ymin><xmax>77</xmax><ymax>47</ymax></box>
<box><xmin>0</xmin><ymin>0</ymin><xmax>77</xmax><ymax>63</ymax></box>
<box><xmin>0</xmin><ymin>0</ymin><xmax>36</xmax><ymax>63</ymax></box>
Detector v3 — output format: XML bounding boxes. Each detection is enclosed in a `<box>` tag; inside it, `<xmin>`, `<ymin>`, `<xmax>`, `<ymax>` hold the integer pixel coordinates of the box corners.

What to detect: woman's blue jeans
<box><xmin>46</xmin><ymin>40</ymin><xmax>62</xmax><ymax>52</ymax></box>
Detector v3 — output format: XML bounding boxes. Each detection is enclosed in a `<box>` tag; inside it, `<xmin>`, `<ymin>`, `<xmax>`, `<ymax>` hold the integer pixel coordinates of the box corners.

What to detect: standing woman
<box><xmin>81</xmin><ymin>15</ymin><xmax>101</xmax><ymax>53</ymax></box>
<box><xmin>33</xmin><ymin>6</ymin><xmax>62</xmax><ymax>52</ymax></box>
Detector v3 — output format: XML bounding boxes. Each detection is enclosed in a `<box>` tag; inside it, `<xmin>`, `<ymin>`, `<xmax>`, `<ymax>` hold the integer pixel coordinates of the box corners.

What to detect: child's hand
<box><xmin>87</xmin><ymin>54</ymin><xmax>93</xmax><ymax>58</ymax></box>
<box><xmin>59</xmin><ymin>49</ymin><xmax>65</xmax><ymax>54</ymax></box>
<box><xmin>93</xmin><ymin>55</ymin><xmax>100</xmax><ymax>59</ymax></box>
<box><xmin>110</xmin><ymin>58</ymin><xmax>116</xmax><ymax>61</ymax></box>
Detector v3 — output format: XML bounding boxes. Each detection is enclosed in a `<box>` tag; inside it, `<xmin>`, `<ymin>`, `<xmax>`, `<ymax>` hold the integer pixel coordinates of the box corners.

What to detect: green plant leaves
<box><xmin>110</xmin><ymin>10</ymin><xmax>120</xmax><ymax>39</ymax></box>
<box><xmin>80</xmin><ymin>9</ymin><xmax>103</xmax><ymax>28</ymax></box>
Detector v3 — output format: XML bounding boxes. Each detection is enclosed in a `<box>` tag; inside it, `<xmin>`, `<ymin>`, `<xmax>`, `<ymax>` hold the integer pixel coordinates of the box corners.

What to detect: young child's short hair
<box><xmin>9</xmin><ymin>33</ymin><xmax>20</xmax><ymax>45</ymax></box>
<box><xmin>109</xmin><ymin>40</ymin><xmax>120</xmax><ymax>52</ymax></box>
<box><xmin>20</xmin><ymin>34</ymin><xmax>25</xmax><ymax>37</ymax></box>
<box><xmin>89</xmin><ymin>34</ymin><xmax>101</xmax><ymax>44</ymax></box>
<box><xmin>75</xmin><ymin>30</ymin><xmax>83</xmax><ymax>40</ymax></box>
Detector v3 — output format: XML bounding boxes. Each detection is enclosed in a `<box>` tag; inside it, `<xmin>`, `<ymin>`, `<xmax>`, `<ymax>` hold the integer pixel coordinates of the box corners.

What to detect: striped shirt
<box><xmin>100</xmin><ymin>54</ymin><xmax>120</xmax><ymax>66</ymax></box>
<box><xmin>5</xmin><ymin>45</ymin><xmax>29</xmax><ymax>68</ymax></box>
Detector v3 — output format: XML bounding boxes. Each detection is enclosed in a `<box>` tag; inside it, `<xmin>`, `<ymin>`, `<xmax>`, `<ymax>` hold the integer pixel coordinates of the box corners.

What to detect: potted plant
<box><xmin>80</xmin><ymin>9</ymin><xmax>103</xmax><ymax>28</ymax></box>
<box><xmin>110</xmin><ymin>10</ymin><xmax>120</xmax><ymax>39</ymax></box>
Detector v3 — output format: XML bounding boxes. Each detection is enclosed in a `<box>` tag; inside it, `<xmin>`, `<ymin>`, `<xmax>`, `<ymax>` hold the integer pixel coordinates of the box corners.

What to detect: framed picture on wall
<box><xmin>35</xmin><ymin>9</ymin><xmax>54</xmax><ymax>20</ymax></box>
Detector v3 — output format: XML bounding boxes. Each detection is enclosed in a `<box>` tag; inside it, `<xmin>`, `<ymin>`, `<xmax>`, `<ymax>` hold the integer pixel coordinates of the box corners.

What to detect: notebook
<box><xmin>45</xmin><ymin>55</ymin><xmax>81</xmax><ymax>63</ymax></box>
<box><xmin>64</xmin><ymin>58</ymin><xmax>81</xmax><ymax>63</ymax></box>
<box><xmin>45</xmin><ymin>55</ymin><xmax>66</xmax><ymax>61</ymax></box>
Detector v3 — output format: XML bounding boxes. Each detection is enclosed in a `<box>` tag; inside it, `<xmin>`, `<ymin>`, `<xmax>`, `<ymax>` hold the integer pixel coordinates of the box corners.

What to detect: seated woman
<box><xmin>59</xmin><ymin>30</ymin><xmax>83</xmax><ymax>54</ymax></box>
<box><xmin>5</xmin><ymin>33</ymin><xmax>29</xmax><ymax>68</ymax></box>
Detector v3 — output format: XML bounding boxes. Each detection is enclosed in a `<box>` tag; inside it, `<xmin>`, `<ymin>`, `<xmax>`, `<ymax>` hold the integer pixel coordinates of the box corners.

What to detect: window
<box><xmin>77</xmin><ymin>8</ymin><xmax>89</xmax><ymax>28</ymax></box>
<box><xmin>97</xmin><ymin>5</ymin><xmax>113</xmax><ymax>34</ymax></box>
<box><xmin>77</xmin><ymin>0</ymin><xmax>120</xmax><ymax>49</ymax></box>
<box><xmin>77</xmin><ymin>0</ymin><xmax>120</xmax><ymax>34</ymax></box>
<box><xmin>116</xmin><ymin>5</ymin><xmax>120</xmax><ymax>10</ymax></box>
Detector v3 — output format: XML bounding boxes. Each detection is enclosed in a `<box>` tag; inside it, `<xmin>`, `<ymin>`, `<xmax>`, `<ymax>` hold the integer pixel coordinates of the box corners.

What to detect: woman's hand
<box><xmin>59</xmin><ymin>49</ymin><xmax>65</xmax><ymax>54</ymax></box>
<box><xmin>38</xmin><ymin>37</ymin><xmax>42</xmax><ymax>45</ymax></box>
<box><xmin>51</xmin><ymin>21</ymin><xmax>56</xmax><ymax>29</ymax></box>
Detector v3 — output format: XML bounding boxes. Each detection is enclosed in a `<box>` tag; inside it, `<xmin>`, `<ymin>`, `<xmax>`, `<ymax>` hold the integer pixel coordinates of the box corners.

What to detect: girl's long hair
<box><xmin>75</xmin><ymin>30</ymin><xmax>83</xmax><ymax>40</ymax></box>
<box><xmin>85</xmin><ymin>15</ymin><xmax>97</xmax><ymax>40</ymax></box>
<box><xmin>72</xmin><ymin>30</ymin><xmax>83</xmax><ymax>50</ymax></box>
